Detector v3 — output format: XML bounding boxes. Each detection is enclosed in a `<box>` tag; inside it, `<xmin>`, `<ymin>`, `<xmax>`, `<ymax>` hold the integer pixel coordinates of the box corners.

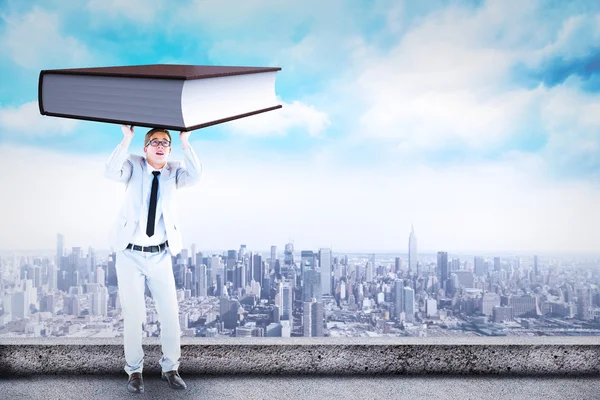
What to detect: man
<box><xmin>104</xmin><ymin>124</ymin><xmax>202</xmax><ymax>394</ymax></box>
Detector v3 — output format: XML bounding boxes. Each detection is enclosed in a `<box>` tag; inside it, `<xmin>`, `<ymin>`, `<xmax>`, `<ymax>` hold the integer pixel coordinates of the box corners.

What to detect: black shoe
<box><xmin>127</xmin><ymin>372</ymin><xmax>144</xmax><ymax>393</ymax></box>
<box><xmin>161</xmin><ymin>370</ymin><xmax>187</xmax><ymax>390</ymax></box>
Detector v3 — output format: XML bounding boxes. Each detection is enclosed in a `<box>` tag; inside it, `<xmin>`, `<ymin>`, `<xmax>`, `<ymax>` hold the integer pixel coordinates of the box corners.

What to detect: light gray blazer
<box><xmin>104</xmin><ymin>143</ymin><xmax>202</xmax><ymax>256</ymax></box>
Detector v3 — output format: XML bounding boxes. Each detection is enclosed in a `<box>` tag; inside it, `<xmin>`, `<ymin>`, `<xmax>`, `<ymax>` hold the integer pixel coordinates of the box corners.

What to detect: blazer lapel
<box><xmin>159</xmin><ymin>162</ymin><xmax>172</xmax><ymax>206</ymax></box>
<box><xmin>140</xmin><ymin>158</ymin><xmax>148</xmax><ymax>209</ymax></box>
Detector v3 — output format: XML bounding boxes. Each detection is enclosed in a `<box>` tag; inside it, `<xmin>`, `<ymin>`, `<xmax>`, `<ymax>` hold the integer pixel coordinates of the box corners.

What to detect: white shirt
<box><xmin>129</xmin><ymin>160</ymin><xmax>168</xmax><ymax>246</ymax></box>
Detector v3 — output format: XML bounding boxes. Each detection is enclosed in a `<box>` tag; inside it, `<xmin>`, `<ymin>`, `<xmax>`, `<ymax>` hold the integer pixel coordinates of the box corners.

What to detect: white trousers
<box><xmin>115</xmin><ymin>247</ymin><xmax>181</xmax><ymax>375</ymax></box>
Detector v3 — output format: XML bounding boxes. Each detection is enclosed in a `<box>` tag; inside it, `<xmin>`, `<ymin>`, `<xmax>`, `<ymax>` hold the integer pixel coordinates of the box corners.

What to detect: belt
<box><xmin>126</xmin><ymin>240</ymin><xmax>169</xmax><ymax>253</ymax></box>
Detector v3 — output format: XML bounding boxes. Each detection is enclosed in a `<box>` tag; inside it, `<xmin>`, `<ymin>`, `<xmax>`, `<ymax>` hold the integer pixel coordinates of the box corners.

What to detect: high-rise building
<box><xmin>270</xmin><ymin>245</ymin><xmax>277</xmax><ymax>271</ymax></box>
<box><xmin>577</xmin><ymin>288</ymin><xmax>592</xmax><ymax>320</ymax></box>
<box><xmin>226</xmin><ymin>250</ymin><xmax>237</xmax><ymax>285</ymax></box>
<box><xmin>312</xmin><ymin>300</ymin><xmax>324</xmax><ymax>337</ymax></box>
<box><xmin>394</xmin><ymin>257</ymin><xmax>401</xmax><ymax>274</ymax></box>
<box><xmin>403</xmin><ymin>286</ymin><xmax>415</xmax><ymax>322</ymax></box>
<box><xmin>252</xmin><ymin>254</ymin><xmax>263</xmax><ymax>285</ymax></box>
<box><xmin>365</xmin><ymin>261</ymin><xmax>373</xmax><ymax>283</ymax></box>
<box><xmin>426</xmin><ymin>298</ymin><xmax>437</xmax><ymax>317</ymax></box>
<box><xmin>41</xmin><ymin>294</ymin><xmax>55</xmax><ymax>315</ymax></box>
<box><xmin>282</xmin><ymin>281</ymin><xmax>293</xmax><ymax>329</ymax></box>
<box><xmin>95</xmin><ymin>266</ymin><xmax>105</xmax><ymax>287</ymax></box>
<box><xmin>56</xmin><ymin>233</ymin><xmax>64</xmax><ymax>271</ymax></box>
<box><xmin>211</xmin><ymin>255</ymin><xmax>221</xmax><ymax>288</ymax></box>
<box><xmin>481</xmin><ymin>292</ymin><xmax>501</xmax><ymax>316</ymax></box>
<box><xmin>239</xmin><ymin>244</ymin><xmax>247</xmax><ymax>261</ymax></box>
<box><xmin>301</xmin><ymin>250</ymin><xmax>315</xmax><ymax>277</ymax></box>
<box><xmin>474</xmin><ymin>257</ymin><xmax>485</xmax><ymax>277</ymax></box>
<box><xmin>393</xmin><ymin>279</ymin><xmax>404</xmax><ymax>320</ymax></box>
<box><xmin>319</xmin><ymin>248</ymin><xmax>332</xmax><ymax>295</ymax></box>
<box><xmin>493</xmin><ymin>257</ymin><xmax>501</xmax><ymax>272</ymax></box>
<box><xmin>11</xmin><ymin>291</ymin><xmax>28</xmax><ymax>321</ymax></box>
<box><xmin>219</xmin><ymin>297</ymin><xmax>241</xmax><ymax>330</ymax></box>
<box><xmin>451</xmin><ymin>258</ymin><xmax>460</xmax><ymax>271</ymax></box>
<box><xmin>0</xmin><ymin>258</ymin><xmax>4</xmax><ymax>295</ymax></box>
<box><xmin>508</xmin><ymin>295</ymin><xmax>538</xmax><ymax>317</ymax></box>
<box><xmin>493</xmin><ymin>306</ymin><xmax>513</xmax><ymax>323</ymax></box>
<box><xmin>437</xmin><ymin>252</ymin><xmax>449</xmax><ymax>290</ymax></box>
<box><xmin>303</xmin><ymin>269</ymin><xmax>321</xmax><ymax>302</ymax></box>
<box><xmin>198</xmin><ymin>264</ymin><xmax>208</xmax><ymax>297</ymax></box>
<box><xmin>533</xmin><ymin>255</ymin><xmax>539</xmax><ymax>277</ymax></box>
<box><xmin>302</xmin><ymin>298</ymin><xmax>324</xmax><ymax>337</ymax></box>
<box><xmin>408</xmin><ymin>226</ymin><xmax>417</xmax><ymax>273</ymax></box>
<box><xmin>284</xmin><ymin>242</ymin><xmax>294</xmax><ymax>266</ymax></box>
<box><xmin>91</xmin><ymin>286</ymin><xmax>108</xmax><ymax>316</ymax></box>
<box><xmin>29</xmin><ymin>266</ymin><xmax>41</xmax><ymax>288</ymax></box>
<box><xmin>454</xmin><ymin>270</ymin><xmax>475</xmax><ymax>288</ymax></box>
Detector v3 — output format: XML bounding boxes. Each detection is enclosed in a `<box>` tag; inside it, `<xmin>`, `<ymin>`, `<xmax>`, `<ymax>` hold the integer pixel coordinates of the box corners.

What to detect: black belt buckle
<box><xmin>128</xmin><ymin>241</ymin><xmax>168</xmax><ymax>252</ymax></box>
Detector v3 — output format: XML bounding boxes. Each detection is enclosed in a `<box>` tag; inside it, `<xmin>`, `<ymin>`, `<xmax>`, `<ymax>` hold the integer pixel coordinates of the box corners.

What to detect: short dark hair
<box><xmin>144</xmin><ymin>128</ymin><xmax>172</xmax><ymax>146</ymax></box>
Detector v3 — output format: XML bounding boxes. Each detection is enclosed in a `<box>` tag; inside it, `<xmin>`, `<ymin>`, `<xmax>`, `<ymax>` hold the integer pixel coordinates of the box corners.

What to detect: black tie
<box><xmin>146</xmin><ymin>171</ymin><xmax>160</xmax><ymax>237</ymax></box>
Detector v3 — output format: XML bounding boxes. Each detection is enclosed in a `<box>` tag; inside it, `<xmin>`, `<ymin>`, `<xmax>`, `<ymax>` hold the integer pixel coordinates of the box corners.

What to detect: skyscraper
<box><xmin>494</xmin><ymin>257</ymin><xmax>501</xmax><ymax>272</ymax></box>
<box><xmin>393</xmin><ymin>279</ymin><xmax>404</xmax><ymax>320</ymax></box>
<box><xmin>0</xmin><ymin>257</ymin><xmax>4</xmax><ymax>295</ymax></box>
<box><xmin>403</xmin><ymin>286</ymin><xmax>415</xmax><ymax>322</ymax></box>
<box><xmin>302</xmin><ymin>298</ymin><xmax>324</xmax><ymax>337</ymax></box>
<box><xmin>319</xmin><ymin>248</ymin><xmax>332</xmax><ymax>295</ymax></box>
<box><xmin>56</xmin><ymin>233</ymin><xmax>64</xmax><ymax>271</ymax></box>
<box><xmin>198</xmin><ymin>263</ymin><xmax>208</xmax><ymax>297</ymax></box>
<box><xmin>408</xmin><ymin>226</ymin><xmax>417</xmax><ymax>273</ymax></box>
<box><xmin>474</xmin><ymin>257</ymin><xmax>485</xmax><ymax>277</ymax></box>
<box><xmin>282</xmin><ymin>281</ymin><xmax>293</xmax><ymax>329</ymax></box>
<box><xmin>92</xmin><ymin>266</ymin><xmax>102</xmax><ymax>287</ymax></box>
<box><xmin>301</xmin><ymin>250</ymin><xmax>315</xmax><ymax>282</ymax></box>
<box><xmin>394</xmin><ymin>257</ymin><xmax>401</xmax><ymax>274</ymax></box>
<box><xmin>311</xmin><ymin>300</ymin><xmax>324</xmax><ymax>337</ymax></box>
<box><xmin>284</xmin><ymin>242</ymin><xmax>294</xmax><ymax>266</ymax></box>
<box><xmin>270</xmin><ymin>245</ymin><xmax>277</xmax><ymax>271</ymax></box>
<box><xmin>219</xmin><ymin>297</ymin><xmax>241</xmax><ymax>329</ymax></box>
<box><xmin>239</xmin><ymin>244</ymin><xmax>247</xmax><ymax>261</ymax></box>
<box><xmin>437</xmin><ymin>252</ymin><xmax>449</xmax><ymax>291</ymax></box>
<box><xmin>252</xmin><ymin>253</ymin><xmax>263</xmax><ymax>285</ymax></box>
<box><xmin>365</xmin><ymin>261</ymin><xmax>373</xmax><ymax>282</ymax></box>
<box><xmin>191</xmin><ymin>244</ymin><xmax>197</xmax><ymax>266</ymax></box>
<box><xmin>303</xmin><ymin>269</ymin><xmax>321</xmax><ymax>302</ymax></box>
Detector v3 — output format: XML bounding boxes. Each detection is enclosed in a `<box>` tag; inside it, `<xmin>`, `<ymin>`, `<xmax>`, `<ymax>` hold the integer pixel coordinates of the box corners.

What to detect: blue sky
<box><xmin>1</xmin><ymin>0</ymin><xmax>599</xmax><ymax>254</ymax></box>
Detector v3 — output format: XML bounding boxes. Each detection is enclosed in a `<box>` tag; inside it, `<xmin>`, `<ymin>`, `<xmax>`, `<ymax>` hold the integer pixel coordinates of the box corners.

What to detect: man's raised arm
<box><xmin>175</xmin><ymin>130</ymin><xmax>202</xmax><ymax>189</ymax></box>
<box><xmin>104</xmin><ymin>125</ymin><xmax>134</xmax><ymax>183</ymax></box>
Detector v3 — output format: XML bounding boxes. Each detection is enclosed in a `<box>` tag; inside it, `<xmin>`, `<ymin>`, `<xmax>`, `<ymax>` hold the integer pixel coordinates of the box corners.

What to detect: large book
<box><xmin>38</xmin><ymin>64</ymin><xmax>282</xmax><ymax>131</ymax></box>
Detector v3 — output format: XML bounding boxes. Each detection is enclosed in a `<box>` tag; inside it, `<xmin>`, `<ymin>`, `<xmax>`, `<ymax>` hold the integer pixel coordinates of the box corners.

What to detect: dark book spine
<box><xmin>38</xmin><ymin>70</ymin><xmax>47</xmax><ymax>115</ymax></box>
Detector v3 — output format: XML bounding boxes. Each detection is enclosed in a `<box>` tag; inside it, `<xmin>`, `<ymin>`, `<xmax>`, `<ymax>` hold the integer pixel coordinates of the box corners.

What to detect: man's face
<box><xmin>144</xmin><ymin>132</ymin><xmax>172</xmax><ymax>163</ymax></box>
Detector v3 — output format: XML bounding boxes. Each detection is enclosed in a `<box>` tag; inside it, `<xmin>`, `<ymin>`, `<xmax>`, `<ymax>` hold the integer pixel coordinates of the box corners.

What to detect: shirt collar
<box><xmin>146</xmin><ymin>160</ymin><xmax>164</xmax><ymax>175</ymax></box>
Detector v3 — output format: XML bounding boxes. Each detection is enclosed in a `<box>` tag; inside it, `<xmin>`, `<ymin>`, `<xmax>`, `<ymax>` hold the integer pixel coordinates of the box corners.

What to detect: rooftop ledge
<box><xmin>1</xmin><ymin>337</ymin><xmax>599</xmax><ymax>376</ymax></box>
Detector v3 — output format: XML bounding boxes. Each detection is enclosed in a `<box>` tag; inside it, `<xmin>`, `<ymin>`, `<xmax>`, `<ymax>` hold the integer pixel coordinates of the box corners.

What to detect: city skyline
<box><xmin>1</xmin><ymin>225</ymin><xmax>599</xmax><ymax>341</ymax></box>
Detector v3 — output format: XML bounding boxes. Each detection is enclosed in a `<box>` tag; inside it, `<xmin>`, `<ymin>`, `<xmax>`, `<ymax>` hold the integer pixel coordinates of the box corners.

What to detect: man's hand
<box><xmin>122</xmin><ymin>125</ymin><xmax>134</xmax><ymax>140</ymax></box>
<box><xmin>180</xmin><ymin>130</ymin><xmax>191</xmax><ymax>149</ymax></box>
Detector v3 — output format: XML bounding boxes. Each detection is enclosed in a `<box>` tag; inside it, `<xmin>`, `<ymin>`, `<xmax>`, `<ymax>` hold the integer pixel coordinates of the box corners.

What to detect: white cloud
<box><xmin>86</xmin><ymin>0</ymin><xmax>165</xmax><ymax>23</ymax></box>
<box><xmin>344</xmin><ymin>2</ymin><xmax>541</xmax><ymax>152</ymax></box>
<box><xmin>0</xmin><ymin>101</ymin><xmax>78</xmax><ymax>137</ymax></box>
<box><xmin>0</xmin><ymin>6</ymin><xmax>95</xmax><ymax>69</ymax></box>
<box><xmin>536</xmin><ymin>81</ymin><xmax>600</xmax><ymax>177</ymax></box>
<box><xmin>226</xmin><ymin>99</ymin><xmax>330</xmax><ymax>138</ymax></box>
<box><xmin>523</xmin><ymin>13</ymin><xmax>600</xmax><ymax>67</ymax></box>
<box><xmin>1</xmin><ymin>141</ymin><xmax>598</xmax><ymax>254</ymax></box>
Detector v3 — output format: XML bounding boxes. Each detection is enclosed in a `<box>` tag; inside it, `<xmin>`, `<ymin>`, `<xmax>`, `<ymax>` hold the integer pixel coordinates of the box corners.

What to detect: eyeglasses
<box><xmin>146</xmin><ymin>139</ymin><xmax>171</xmax><ymax>148</ymax></box>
